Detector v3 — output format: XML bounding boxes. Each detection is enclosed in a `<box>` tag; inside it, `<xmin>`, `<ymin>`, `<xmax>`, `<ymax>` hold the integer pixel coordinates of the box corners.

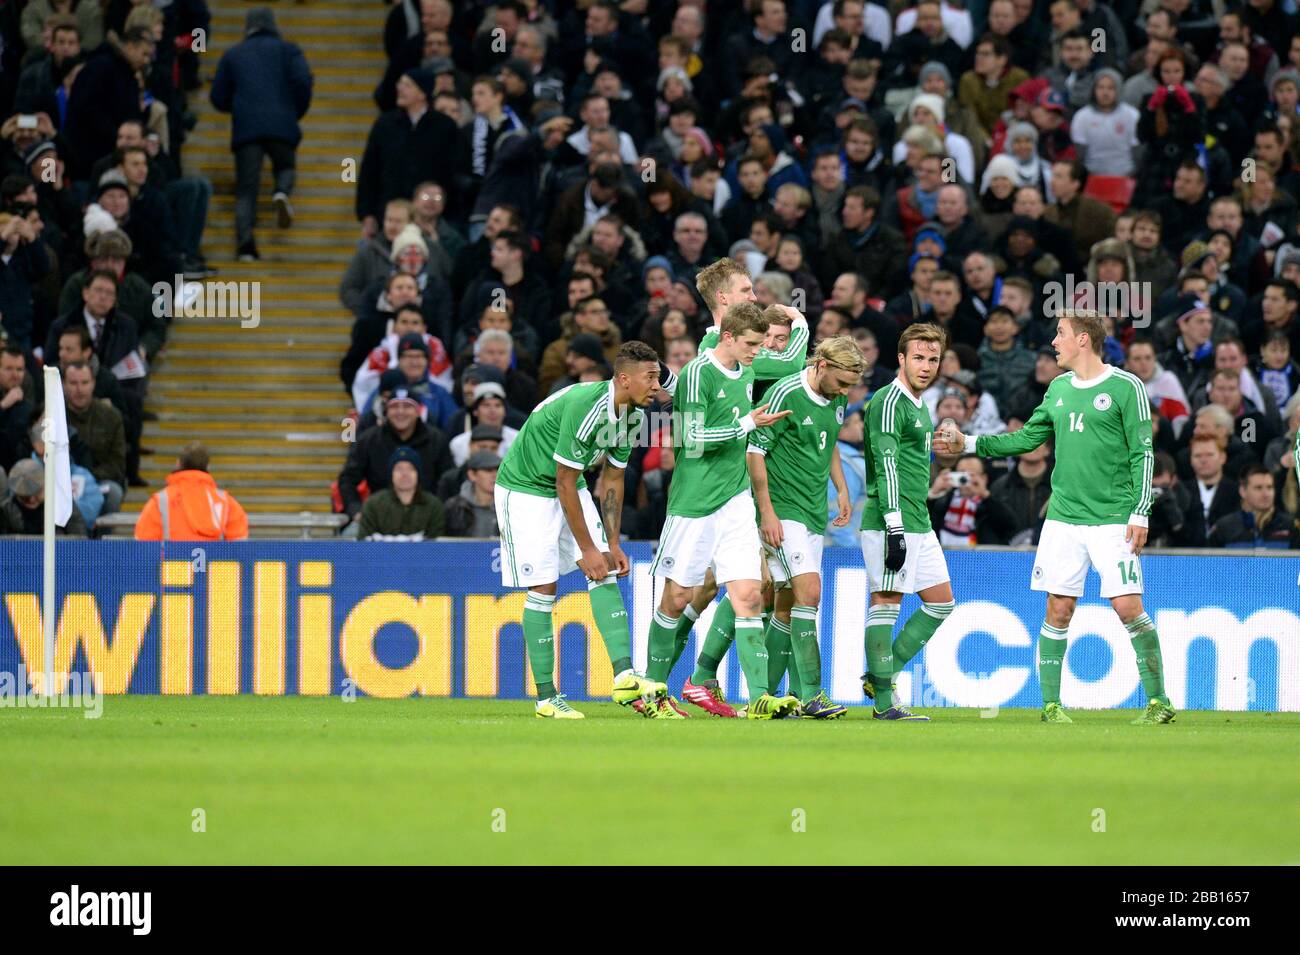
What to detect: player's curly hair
<box><xmin>695</xmin><ymin>257</ymin><xmax>750</xmax><ymax>312</ymax></box>
<box><xmin>614</xmin><ymin>340</ymin><xmax>660</xmax><ymax>372</ymax></box>
<box><xmin>808</xmin><ymin>335</ymin><xmax>866</xmax><ymax>375</ymax></box>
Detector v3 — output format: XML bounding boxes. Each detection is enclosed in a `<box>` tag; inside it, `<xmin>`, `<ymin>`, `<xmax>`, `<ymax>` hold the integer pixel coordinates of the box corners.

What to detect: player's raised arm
<box><xmin>940</xmin><ymin>384</ymin><xmax>1057</xmax><ymax>457</ymax></box>
<box><xmin>750</xmin><ymin>307</ymin><xmax>810</xmax><ymax>379</ymax></box>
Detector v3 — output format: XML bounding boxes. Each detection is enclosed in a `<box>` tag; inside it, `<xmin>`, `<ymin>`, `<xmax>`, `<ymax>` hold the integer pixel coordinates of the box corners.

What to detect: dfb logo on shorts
<box><xmin>792</xmin><ymin>552</ymin><xmax>804</xmax><ymax>564</ymax></box>
<box><xmin>522</xmin><ymin>563</ymin><xmax>534</xmax><ymax>575</ymax></box>
<box><xmin>663</xmin><ymin>556</ymin><xmax>675</xmax><ymax>568</ymax></box>
<box><xmin>1033</xmin><ymin>565</ymin><xmax>1044</xmax><ymax>580</ymax></box>
<box><xmin>898</xmin><ymin>568</ymin><xmax>907</xmax><ymax>581</ymax></box>
<box><xmin>1093</xmin><ymin>393</ymin><xmax>1113</xmax><ymax>412</ymax></box>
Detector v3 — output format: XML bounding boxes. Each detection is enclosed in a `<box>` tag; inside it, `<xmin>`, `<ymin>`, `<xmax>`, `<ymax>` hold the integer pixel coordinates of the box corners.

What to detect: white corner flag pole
<box><xmin>41</xmin><ymin>381</ymin><xmax>55</xmax><ymax>697</ymax></box>
<box><xmin>41</xmin><ymin>365</ymin><xmax>74</xmax><ymax>696</ymax></box>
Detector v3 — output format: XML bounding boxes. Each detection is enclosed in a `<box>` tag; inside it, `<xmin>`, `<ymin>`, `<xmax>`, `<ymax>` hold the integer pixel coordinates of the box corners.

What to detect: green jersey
<box><xmin>974</xmin><ymin>366</ymin><xmax>1153</xmax><ymax>526</ymax></box>
<box><xmin>748</xmin><ymin>369</ymin><xmax>847</xmax><ymax>533</ymax></box>
<box><xmin>668</xmin><ymin>348</ymin><xmax>757</xmax><ymax>517</ymax></box>
<box><xmin>497</xmin><ymin>380</ymin><xmax>643</xmax><ymax>498</ymax></box>
<box><xmin>862</xmin><ymin>377</ymin><xmax>934</xmax><ymax>532</ymax></box>
<box><xmin>700</xmin><ymin>317</ymin><xmax>809</xmax><ymax>401</ymax></box>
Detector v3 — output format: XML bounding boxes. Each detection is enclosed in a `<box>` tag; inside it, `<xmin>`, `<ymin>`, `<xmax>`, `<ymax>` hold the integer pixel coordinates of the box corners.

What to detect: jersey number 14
<box><xmin>1068</xmin><ymin>412</ymin><xmax>1085</xmax><ymax>432</ymax></box>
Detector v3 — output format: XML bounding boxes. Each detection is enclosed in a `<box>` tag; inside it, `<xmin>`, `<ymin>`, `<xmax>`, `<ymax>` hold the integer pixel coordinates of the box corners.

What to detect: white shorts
<box><xmin>765</xmin><ymin>519</ymin><xmax>825</xmax><ymax>585</ymax></box>
<box><xmin>1032</xmin><ymin>519</ymin><xmax>1142</xmax><ymax>598</ymax></box>
<box><xmin>652</xmin><ymin>489</ymin><xmax>762</xmax><ymax>586</ymax></box>
<box><xmin>860</xmin><ymin>529</ymin><xmax>950</xmax><ymax>595</ymax></box>
<box><xmin>494</xmin><ymin>485</ymin><xmax>606</xmax><ymax>588</ymax></box>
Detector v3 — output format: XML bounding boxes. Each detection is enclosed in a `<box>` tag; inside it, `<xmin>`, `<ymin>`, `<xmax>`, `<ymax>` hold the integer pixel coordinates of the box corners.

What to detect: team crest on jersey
<box><xmin>1093</xmin><ymin>393</ymin><xmax>1113</xmax><ymax>412</ymax></box>
<box><xmin>836</xmin><ymin>406</ymin><xmax>844</xmax><ymax>424</ymax></box>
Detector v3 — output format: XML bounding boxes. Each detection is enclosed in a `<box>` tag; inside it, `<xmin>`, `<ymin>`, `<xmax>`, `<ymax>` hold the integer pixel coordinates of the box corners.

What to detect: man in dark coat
<box><xmin>357</xmin><ymin>68</ymin><xmax>460</xmax><ymax>238</ymax></box>
<box><xmin>209</xmin><ymin>7</ymin><xmax>313</xmax><ymax>261</ymax></box>
<box><xmin>337</xmin><ymin>384</ymin><xmax>454</xmax><ymax>527</ymax></box>
<box><xmin>63</xmin><ymin>27</ymin><xmax>153</xmax><ymax>182</ymax></box>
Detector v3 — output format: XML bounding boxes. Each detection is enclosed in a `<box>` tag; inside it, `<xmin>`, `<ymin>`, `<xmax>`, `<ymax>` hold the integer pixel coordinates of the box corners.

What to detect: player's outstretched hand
<box><xmin>749</xmin><ymin>403</ymin><xmax>793</xmax><ymax>428</ymax></box>
<box><xmin>884</xmin><ymin>527</ymin><xmax>906</xmax><ymax>572</ymax></box>
<box><xmin>577</xmin><ymin>547</ymin><xmax>608</xmax><ymax>582</ymax></box>
<box><xmin>1125</xmin><ymin>524</ymin><xmax>1148</xmax><ymax>557</ymax></box>
<box><xmin>934</xmin><ymin>421</ymin><xmax>966</xmax><ymax>455</ymax></box>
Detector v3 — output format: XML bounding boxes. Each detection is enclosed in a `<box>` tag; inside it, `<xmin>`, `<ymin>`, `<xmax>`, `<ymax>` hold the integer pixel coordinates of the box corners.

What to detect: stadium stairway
<box><xmin>130</xmin><ymin>0</ymin><xmax>381</xmax><ymax>515</ymax></box>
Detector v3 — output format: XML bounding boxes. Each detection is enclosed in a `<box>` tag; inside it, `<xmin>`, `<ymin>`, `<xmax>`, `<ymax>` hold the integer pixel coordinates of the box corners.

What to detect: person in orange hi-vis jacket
<box><xmin>134</xmin><ymin>441</ymin><xmax>249</xmax><ymax>541</ymax></box>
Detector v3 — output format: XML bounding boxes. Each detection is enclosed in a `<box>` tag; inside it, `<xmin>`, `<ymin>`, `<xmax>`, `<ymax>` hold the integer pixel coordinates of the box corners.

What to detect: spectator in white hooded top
<box><xmin>891</xmin><ymin>93</ymin><xmax>975</xmax><ymax>183</ymax></box>
<box><xmin>1069</xmin><ymin>67</ymin><xmax>1140</xmax><ymax>177</ymax></box>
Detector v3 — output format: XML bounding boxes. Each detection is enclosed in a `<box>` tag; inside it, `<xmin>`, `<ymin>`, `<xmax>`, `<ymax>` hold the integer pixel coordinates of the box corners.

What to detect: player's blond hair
<box><xmin>809</xmin><ymin>335</ymin><xmax>867</xmax><ymax>375</ymax></box>
<box><xmin>696</xmin><ymin>258</ymin><xmax>750</xmax><ymax>312</ymax></box>
<box><xmin>720</xmin><ymin>301</ymin><xmax>769</xmax><ymax>339</ymax></box>
<box><xmin>898</xmin><ymin>321</ymin><xmax>947</xmax><ymax>358</ymax></box>
<box><xmin>1058</xmin><ymin>308</ymin><xmax>1106</xmax><ymax>355</ymax></box>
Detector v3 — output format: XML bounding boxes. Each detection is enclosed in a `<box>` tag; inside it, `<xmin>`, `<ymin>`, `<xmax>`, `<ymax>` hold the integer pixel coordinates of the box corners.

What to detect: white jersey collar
<box><xmin>705</xmin><ymin>347</ymin><xmax>743</xmax><ymax>379</ymax></box>
<box><xmin>802</xmin><ymin>368</ymin><xmax>829</xmax><ymax>406</ymax></box>
<box><xmin>1069</xmin><ymin>364</ymin><xmax>1115</xmax><ymax>389</ymax></box>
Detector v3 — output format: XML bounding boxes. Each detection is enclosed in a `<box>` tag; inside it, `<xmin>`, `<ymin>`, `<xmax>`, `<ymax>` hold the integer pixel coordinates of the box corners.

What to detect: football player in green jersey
<box><xmin>647</xmin><ymin>260</ymin><xmax>810</xmax><ymax>713</ymax></box>
<box><xmin>860</xmin><ymin>322</ymin><xmax>956</xmax><ymax>721</ymax></box>
<box><xmin>747</xmin><ymin>336</ymin><xmax>865</xmax><ymax>718</ymax></box>
<box><xmin>937</xmin><ymin>309</ymin><xmax>1175</xmax><ymax>725</ymax></box>
<box><xmin>646</xmin><ymin>300</ymin><xmax>798</xmax><ymax>719</ymax></box>
<box><xmin>495</xmin><ymin>342</ymin><xmax>668</xmax><ymax>719</ymax></box>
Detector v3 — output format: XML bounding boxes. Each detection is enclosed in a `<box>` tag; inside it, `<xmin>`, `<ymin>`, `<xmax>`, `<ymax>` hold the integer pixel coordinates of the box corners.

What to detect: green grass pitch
<box><xmin>2</xmin><ymin>697</ymin><xmax>1297</xmax><ymax>865</ymax></box>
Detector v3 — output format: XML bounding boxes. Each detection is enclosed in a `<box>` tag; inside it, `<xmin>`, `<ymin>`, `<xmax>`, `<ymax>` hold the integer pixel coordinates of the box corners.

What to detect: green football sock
<box><xmin>735</xmin><ymin>616</ymin><xmax>769</xmax><ymax>698</ymax></box>
<box><xmin>789</xmin><ymin>605</ymin><xmax>820</xmax><ymax>699</ymax></box>
<box><xmin>894</xmin><ymin>600</ymin><xmax>955</xmax><ymax>667</ymax></box>
<box><xmin>668</xmin><ymin>604</ymin><xmax>699</xmax><ymax>674</ymax></box>
<box><xmin>691</xmin><ymin>595</ymin><xmax>736</xmax><ymax>683</ymax></box>
<box><xmin>765</xmin><ymin>615</ymin><xmax>793</xmax><ymax>695</ymax></box>
<box><xmin>588</xmin><ymin>576</ymin><xmax>632</xmax><ymax>675</ymax></box>
<box><xmin>1125</xmin><ymin>613</ymin><xmax>1169</xmax><ymax>704</ymax></box>
<box><xmin>865</xmin><ymin>603</ymin><xmax>900</xmax><ymax>710</ymax></box>
<box><xmin>646</xmin><ymin>609</ymin><xmax>680</xmax><ymax>683</ymax></box>
<box><xmin>1038</xmin><ymin>623</ymin><xmax>1069</xmax><ymax>705</ymax></box>
<box><xmin>523</xmin><ymin>591</ymin><xmax>557</xmax><ymax>699</ymax></box>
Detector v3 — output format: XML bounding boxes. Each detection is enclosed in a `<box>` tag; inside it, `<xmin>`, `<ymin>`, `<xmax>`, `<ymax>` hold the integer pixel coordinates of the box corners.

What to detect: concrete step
<box><xmin>148</xmin><ymin>379</ymin><xmax>345</xmax><ymax>394</ymax></box>
<box><xmin>148</xmin><ymin>396</ymin><xmax>347</xmax><ymax>413</ymax></box>
<box><xmin>168</xmin><ymin>330</ymin><xmax>349</xmax><ymax>345</ymax></box>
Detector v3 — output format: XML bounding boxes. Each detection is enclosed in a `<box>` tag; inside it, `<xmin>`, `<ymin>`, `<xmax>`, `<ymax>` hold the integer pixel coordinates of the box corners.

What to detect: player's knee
<box><xmin>728</xmin><ymin>582</ymin><xmax>762</xmax><ymax>616</ymax></box>
<box><xmin>1046</xmin><ymin>595</ymin><xmax>1076</xmax><ymax>628</ymax></box>
<box><xmin>792</xmin><ymin>579</ymin><xmax>821</xmax><ymax>608</ymax></box>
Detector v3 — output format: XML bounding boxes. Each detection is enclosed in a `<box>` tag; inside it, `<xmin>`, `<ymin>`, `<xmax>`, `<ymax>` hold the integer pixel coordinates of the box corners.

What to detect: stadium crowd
<box><xmin>336</xmin><ymin>0</ymin><xmax>1300</xmax><ymax>549</ymax></box>
<box><xmin>0</xmin><ymin>0</ymin><xmax>234</xmax><ymax>537</ymax></box>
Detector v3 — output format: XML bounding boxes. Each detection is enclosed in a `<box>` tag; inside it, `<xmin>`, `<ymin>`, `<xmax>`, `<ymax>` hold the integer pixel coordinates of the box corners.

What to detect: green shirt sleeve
<box><xmin>1122</xmin><ymin>379</ymin><xmax>1156</xmax><ymax>523</ymax></box>
<box><xmin>751</xmin><ymin>320</ymin><xmax>810</xmax><ymax>381</ymax></box>
<box><xmin>554</xmin><ymin>394</ymin><xmax>599</xmax><ymax>471</ymax></box>
<box><xmin>867</xmin><ymin>391</ymin><xmax>904</xmax><ymax>521</ymax></box>
<box><xmin>975</xmin><ymin>384</ymin><xmax>1056</xmax><ymax>458</ymax></box>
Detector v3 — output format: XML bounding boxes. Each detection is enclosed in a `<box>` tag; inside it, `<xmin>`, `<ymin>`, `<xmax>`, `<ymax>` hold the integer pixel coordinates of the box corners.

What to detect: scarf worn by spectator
<box><xmin>472</xmin><ymin>105</ymin><xmax>524</xmax><ymax>177</ymax></box>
